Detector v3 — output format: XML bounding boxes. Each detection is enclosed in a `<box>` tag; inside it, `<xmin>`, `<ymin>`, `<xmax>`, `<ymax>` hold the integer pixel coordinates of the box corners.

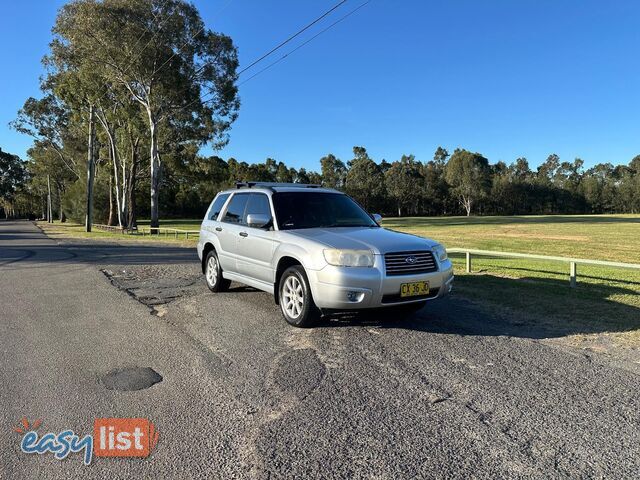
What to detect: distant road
<box><xmin>1</xmin><ymin>220</ymin><xmax>639</xmax><ymax>478</ymax></box>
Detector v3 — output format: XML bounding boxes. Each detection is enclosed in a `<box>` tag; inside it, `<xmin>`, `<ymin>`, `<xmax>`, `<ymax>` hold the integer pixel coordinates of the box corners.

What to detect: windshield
<box><xmin>272</xmin><ymin>192</ymin><xmax>378</xmax><ymax>230</ymax></box>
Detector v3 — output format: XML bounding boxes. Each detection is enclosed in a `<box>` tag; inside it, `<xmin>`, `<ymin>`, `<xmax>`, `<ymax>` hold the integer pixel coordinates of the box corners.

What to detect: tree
<box><xmin>12</xmin><ymin>96</ymin><xmax>80</xmax><ymax>181</ymax></box>
<box><xmin>0</xmin><ymin>149</ymin><xmax>27</xmax><ymax>218</ymax></box>
<box><xmin>345</xmin><ymin>146</ymin><xmax>386</xmax><ymax>212</ymax></box>
<box><xmin>445</xmin><ymin>149</ymin><xmax>491</xmax><ymax>216</ymax></box>
<box><xmin>51</xmin><ymin>0</ymin><xmax>240</xmax><ymax>231</ymax></box>
<box><xmin>320</xmin><ymin>153</ymin><xmax>346</xmax><ymax>189</ymax></box>
<box><xmin>385</xmin><ymin>154</ymin><xmax>423</xmax><ymax>216</ymax></box>
<box><xmin>433</xmin><ymin>146</ymin><xmax>449</xmax><ymax>168</ymax></box>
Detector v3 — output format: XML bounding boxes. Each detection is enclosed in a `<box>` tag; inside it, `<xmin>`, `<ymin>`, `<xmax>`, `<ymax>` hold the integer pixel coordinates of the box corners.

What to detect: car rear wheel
<box><xmin>279</xmin><ymin>266</ymin><xmax>319</xmax><ymax>328</ymax></box>
<box><xmin>205</xmin><ymin>250</ymin><xmax>230</xmax><ymax>292</ymax></box>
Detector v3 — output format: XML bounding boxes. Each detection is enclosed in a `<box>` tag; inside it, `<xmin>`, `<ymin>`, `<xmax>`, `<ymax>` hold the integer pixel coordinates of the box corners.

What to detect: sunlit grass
<box><xmin>381</xmin><ymin>214</ymin><xmax>640</xmax><ymax>344</ymax></box>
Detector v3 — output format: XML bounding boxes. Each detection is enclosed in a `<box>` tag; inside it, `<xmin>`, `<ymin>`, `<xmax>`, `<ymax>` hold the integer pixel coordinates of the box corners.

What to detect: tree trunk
<box><xmin>397</xmin><ymin>205</ymin><xmax>402</xmax><ymax>217</ymax></box>
<box><xmin>97</xmin><ymin>112</ymin><xmax>123</xmax><ymax>228</ymax></box>
<box><xmin>109</xmin><ymin>129</ymin><xmax>123</xmax><ymax>227</ymax></box>
<box><xmin>56</xmin><ymin>181</ymin><xmax>65</xmax><ymax>222</ymax></box>
<box><xmin>107</xmin><ymin>172</ymin><xmax>115</xmax><ymax>226</ymax></box>
<box><xmin>126</xmin><ymin>138</ymin><xmax>140</xmax><ymax>230</ymax></box>
<box><xmin>47</xmin><ymin>175</ymin><xmax>52</xmax><ymax>223</ymax></box>
<box><xmin>85</xmin><ymin>104</ymin><xmax>96</xmax><ymax>232</ymax></box>
<box><xmin>148</xmin><ymin>113</ymin><xmax>160</xmax><ymax>234</ymax></box>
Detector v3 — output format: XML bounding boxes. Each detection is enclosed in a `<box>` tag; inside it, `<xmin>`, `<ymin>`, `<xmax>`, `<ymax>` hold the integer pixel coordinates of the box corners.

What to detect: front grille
<box><xmin>384</xmin><ymin>250</ymin><xmax>438</xmax><ymax>276</ymax></box>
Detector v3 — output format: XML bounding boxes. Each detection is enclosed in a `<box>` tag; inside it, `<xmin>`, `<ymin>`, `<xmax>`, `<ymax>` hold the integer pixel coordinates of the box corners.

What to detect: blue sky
<box><xmin>1</xmin><ymin>0</ymin><xmax>639</xmax><ymax>171</ymax></box>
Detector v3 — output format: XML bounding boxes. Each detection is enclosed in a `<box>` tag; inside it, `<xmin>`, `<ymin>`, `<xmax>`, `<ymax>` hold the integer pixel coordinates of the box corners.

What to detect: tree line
<box><xmin>2</xmin><ymin>0</ymin><xmax>639</xmax><ymax>223</ymax></box>
<box><xmin>5</xmin><ymin>0</ymin><xmax>239</xmax><ymax>230</ymax></box>
<box><xmin>4</xmin><ymin>141</ymin><xmax>640</xmax><ymax>221</ymax></box>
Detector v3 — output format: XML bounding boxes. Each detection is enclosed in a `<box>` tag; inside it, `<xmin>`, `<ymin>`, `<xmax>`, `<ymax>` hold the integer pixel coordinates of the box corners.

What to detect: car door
<box><xmin>217</xmin><ymin>192</ymin><xmax>250</xmax><ymax>273</ymax></box>
<box><xmin>201</xmin><ymin>192</ymin><xmax>230</xmax><ymax>236</ymax></box>
<box><xmin>236</xmin><ymin>193</ymin><xmax>277</xmax><ymax>284</ymax></box>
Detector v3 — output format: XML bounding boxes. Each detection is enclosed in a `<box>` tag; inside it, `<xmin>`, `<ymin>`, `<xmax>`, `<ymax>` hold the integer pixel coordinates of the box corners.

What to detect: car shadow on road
<box><xmin>0</xmin><ymin>241</ymin><xmax>198</xmax><ymax>268</ymax></box>
<box><xmin>319</xmin><ymin>275</ymin><xmax>640</xmax><ymax>341</ymax></box>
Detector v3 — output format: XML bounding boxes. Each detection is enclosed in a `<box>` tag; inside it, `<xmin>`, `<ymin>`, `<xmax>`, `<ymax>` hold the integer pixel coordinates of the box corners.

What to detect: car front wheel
<box><xmin>205</xmin><ymin>250</ymin><xmax>230</xmax><ymax>292</ymax></box>
<box><xmin>279</xmin><ymin>266</ymin><xmax>319</xmax><ymax>328</ymax></box>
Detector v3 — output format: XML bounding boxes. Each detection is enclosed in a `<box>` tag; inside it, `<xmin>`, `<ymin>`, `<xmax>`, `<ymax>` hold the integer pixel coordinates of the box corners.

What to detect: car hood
<box><xmin>287</xmin><ymin>227</ymin><xmax>439</xmax><ymax>254</ymax></box>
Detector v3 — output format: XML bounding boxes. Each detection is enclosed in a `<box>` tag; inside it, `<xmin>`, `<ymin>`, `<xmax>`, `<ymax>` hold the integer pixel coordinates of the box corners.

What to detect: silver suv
<box><xmin>197</xmin><ymin>183</ymin><xmax>453</xmax><ymax>327</ymax></box>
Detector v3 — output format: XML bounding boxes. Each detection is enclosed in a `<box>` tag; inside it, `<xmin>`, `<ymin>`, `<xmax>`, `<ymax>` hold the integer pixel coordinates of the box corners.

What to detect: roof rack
<box><xmin>235</xmin><ymin>182</ymin><xmax>322</xmax><ymax>190</ymax></box>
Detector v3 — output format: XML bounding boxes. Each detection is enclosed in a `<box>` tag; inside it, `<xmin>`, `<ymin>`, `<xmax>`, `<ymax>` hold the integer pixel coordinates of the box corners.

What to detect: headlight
<box><xmin>323</xmin><ymin>249</ymin><xmax>374</xmax><ymax>267</ymax></box>
<box><xmin>432</xmin><ymin>244</ymin><xmax>448</xmax><ymax>262</ymax></box>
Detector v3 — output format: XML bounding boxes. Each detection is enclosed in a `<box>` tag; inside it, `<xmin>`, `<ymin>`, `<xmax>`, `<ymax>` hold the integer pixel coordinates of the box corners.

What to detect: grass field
<box><xmin>384</xmin><ymin>215</ymin><xmax>640</xmax><ymax>347</ymax></box>
<box><xmin>39</xmin><ymin>214</ymin><xmax>640</xmax><ymax>347</ymax></box>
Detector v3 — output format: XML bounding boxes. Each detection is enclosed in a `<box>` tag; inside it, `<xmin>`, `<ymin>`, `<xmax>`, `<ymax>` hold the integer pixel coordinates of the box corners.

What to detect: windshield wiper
<box><xmin>323</xmin><ymin>223</ymin><xmax>374</xmax><ymax>228</ymax></box>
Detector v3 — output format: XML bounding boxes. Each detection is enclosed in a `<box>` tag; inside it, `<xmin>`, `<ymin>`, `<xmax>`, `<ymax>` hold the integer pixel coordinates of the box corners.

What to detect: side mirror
<box><xmin>246</xmin><ymin>213</ymin><xmax>272</xmax><ymax>229</ymax></box>
<box><xmin>372</xmin><ymin>213</ymin><xmax>382</xmax><ymax>223</ymax></box>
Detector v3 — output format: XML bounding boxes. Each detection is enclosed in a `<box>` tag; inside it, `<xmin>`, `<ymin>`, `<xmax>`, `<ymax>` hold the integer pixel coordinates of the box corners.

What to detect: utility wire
<box><xmin>238</xmin><ymin>0</ymin><xmax>372</xmax><ymax>87</ymax></box>
<box><xmin>237</xmin><ymin>0</ymin><xmax>348</xmax><ymax>75</ymax></box>
<box><xmin>152</xmin><ymin>0</ymin><xmax>235</xmax><ymax>78</ymax></box>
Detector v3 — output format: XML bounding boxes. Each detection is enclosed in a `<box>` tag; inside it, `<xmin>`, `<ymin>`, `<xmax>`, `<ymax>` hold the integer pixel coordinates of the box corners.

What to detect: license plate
<box><xmin>400</xmin><ymin>281</ymin><xmax>430</xmax><ymax>298</ymax></box>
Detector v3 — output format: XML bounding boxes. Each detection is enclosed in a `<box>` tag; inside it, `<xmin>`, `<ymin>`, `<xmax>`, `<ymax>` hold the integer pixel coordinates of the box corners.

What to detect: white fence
<box><xmin>447</xmin><ymin>248</ymin><xmax>640</xmax><ymax>288</ymax></box>
<box><xmin>93</xmin><ymin>224</ymin><xmax>199</xmax><ymax>239</ymax></box>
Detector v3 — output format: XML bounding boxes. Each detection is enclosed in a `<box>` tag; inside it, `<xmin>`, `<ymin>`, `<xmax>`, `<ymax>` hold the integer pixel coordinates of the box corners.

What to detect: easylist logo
<box><xmin>94</xmin><ymin>418</ymin><xmax>159</xmax><ymax>458</ymax></box>
<box><xmin>16</xmin><ymin>417</ymin><xmax>159</xmax><ymax>465</ymax></box>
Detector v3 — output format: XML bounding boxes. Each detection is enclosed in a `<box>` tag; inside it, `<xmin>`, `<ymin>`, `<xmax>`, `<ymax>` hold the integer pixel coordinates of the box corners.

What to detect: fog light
<box><xmin>346</xmin><ymin>291</ymin><xmax>364</xmax><ymax>302</ymax></box>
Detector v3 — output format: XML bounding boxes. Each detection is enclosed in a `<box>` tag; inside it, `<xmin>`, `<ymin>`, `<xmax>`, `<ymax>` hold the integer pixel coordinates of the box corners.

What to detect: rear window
<box><xmin>207</xmin><ymin>193</ymin><xmax>230</xmax><ymax>221</ymax></box>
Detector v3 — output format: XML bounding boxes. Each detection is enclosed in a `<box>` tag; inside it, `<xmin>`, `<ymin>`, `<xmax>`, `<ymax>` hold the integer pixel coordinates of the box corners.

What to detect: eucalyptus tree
<box><xmin>51</xmin><ymin>0</ymin><xmax>240</xmax><ymax>231</ymax></box>
<box><xmin>12</xmin><ymin>95</ymin><xmax>81</xmax><ymax>181</ymax></box>
<box><xmin>385</xmin><ymin>154</ymin><xmax>423</xmax><ymax>216</ymax></box>
<box><xmin>444</xmin><ymin>149</ymin><xmax>491</xmax><ymax>216</ymax></box>
<box><xmin>320</xmin><ymin>153</ymin><xmax>346</xmax><ymax>189</ymax></box>
<box><xmin>345</xmin><ymin>146</ymin><xmax>386</xmax><ymax>212</ymax></box>
<box><xmin>0</xmin><ymin>149</ymin><xmax>27</xmax><ymax>218</ymax></box>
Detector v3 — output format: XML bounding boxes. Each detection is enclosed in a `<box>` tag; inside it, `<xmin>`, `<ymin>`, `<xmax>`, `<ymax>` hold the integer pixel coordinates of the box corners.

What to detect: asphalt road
<box><xmin>1</xmin><ymin>220</ymin><xmax>639</xmax><ymax>479</ymax></box>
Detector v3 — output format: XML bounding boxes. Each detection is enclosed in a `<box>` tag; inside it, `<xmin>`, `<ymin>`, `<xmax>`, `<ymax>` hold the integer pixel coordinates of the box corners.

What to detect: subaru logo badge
<box><xmin>405</xmin><ymin>256</ymin><xmax>417</xmax><ymax>265</ymax></box>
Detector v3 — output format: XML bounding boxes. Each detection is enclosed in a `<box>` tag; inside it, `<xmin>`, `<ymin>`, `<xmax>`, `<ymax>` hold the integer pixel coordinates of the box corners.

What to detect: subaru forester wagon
<box><xmin>198</xmin><ymin>182</ymin><xmax>453</xmax><ymax>327</ymax></box>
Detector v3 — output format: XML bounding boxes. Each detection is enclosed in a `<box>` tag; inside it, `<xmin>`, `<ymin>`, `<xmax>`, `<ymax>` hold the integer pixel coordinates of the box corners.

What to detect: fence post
<box><xmin>570</xmin><ymin>262</ymin><xmax>577</xmax><ymax>288</ymax></box>
<box><xmin>466</xmin><ymin>252</ymin><xmax>472</xmax><ymax>273</ymax></box>
<box><xmin>185</xmin><ymin>232</ymin><xmax>189</xmax><ymax>240</ymax></box>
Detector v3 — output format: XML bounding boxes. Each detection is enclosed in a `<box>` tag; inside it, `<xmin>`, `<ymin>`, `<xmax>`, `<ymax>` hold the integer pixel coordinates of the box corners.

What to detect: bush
<box><xmin>62</xmin><ymin>180</ymin><xmax>110</xmax><ymax>224</ymax></box>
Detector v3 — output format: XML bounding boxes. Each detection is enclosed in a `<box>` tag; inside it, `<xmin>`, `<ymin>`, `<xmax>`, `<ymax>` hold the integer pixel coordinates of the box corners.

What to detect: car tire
<box><xmin>205</xmin><ymin>250</ymin><xmax>230</xmax><ymax>292</ymax></box>
<box><xmin>278</xmin><ymin>266</ymin><xmax>319</xmax><ymax>328</ymax></box>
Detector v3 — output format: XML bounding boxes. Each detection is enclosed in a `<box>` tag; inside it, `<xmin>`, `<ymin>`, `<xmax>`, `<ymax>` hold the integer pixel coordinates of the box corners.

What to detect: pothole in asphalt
<box><xmin>102</xmin><ymin>367</ymin><xmax>163</xmax><ymax>391</ymax></box>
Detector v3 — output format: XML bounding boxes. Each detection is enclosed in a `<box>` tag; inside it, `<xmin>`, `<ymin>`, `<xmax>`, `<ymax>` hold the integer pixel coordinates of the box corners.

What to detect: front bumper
<box><xmin>306</xmin><ymin>257</ymin><xmax>454</xmax><ymax>310</ymax></box>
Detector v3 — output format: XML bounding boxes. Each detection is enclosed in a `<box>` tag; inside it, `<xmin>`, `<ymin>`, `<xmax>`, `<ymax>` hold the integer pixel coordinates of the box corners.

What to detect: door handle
<box><xmin>239</xmin><ymin>231</ymin><xmax>248</xmax><ymax>237</ymax></box>
<box><xmin>215</xmin><ymin>227</ymin><xmax>222</xmax><ymax>232</ymax></box>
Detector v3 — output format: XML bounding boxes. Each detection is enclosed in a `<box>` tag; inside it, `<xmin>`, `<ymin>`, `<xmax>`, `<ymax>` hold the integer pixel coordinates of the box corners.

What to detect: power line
<box><xmin>168</xmin><ymin>0</ymin><xmax>372</xmax><ymax>115</ymax></box>
<box><xmin>238</xmin><ymin>0</ymin><xmax>372</xmax><ymax>87</ymax></box>
<box><xmin>237</xmin><ymin>0</ymin><xmax>348</xmax><ymax>75</ymax></box>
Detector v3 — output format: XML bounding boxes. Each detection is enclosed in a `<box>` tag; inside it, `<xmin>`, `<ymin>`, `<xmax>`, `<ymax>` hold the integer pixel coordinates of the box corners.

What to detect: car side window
<box><xmin>243</xmin><ymin>193</ymin><xmax>272</xmax><ymax>225</ymax></box>
<box><xmin>221</xmin><ymin>193</ymin><xmax>249</xmax><ymax>224</ymax></box>
<box><xmin>208</xmin><ymin>193</ymin><xmax>230</xmax><ymax>221</ymax></box>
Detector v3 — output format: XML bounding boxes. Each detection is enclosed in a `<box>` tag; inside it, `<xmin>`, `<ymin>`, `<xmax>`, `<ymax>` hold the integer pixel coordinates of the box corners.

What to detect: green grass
<box><xmin>382</xmin><ymin>214</ymin><xmax>640</xmax><ymax>345</ymax></box>
<box><xmin>39</xmin><ymin>220</ymin><xmax>199</xmax><ymax>245</ymax></box>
